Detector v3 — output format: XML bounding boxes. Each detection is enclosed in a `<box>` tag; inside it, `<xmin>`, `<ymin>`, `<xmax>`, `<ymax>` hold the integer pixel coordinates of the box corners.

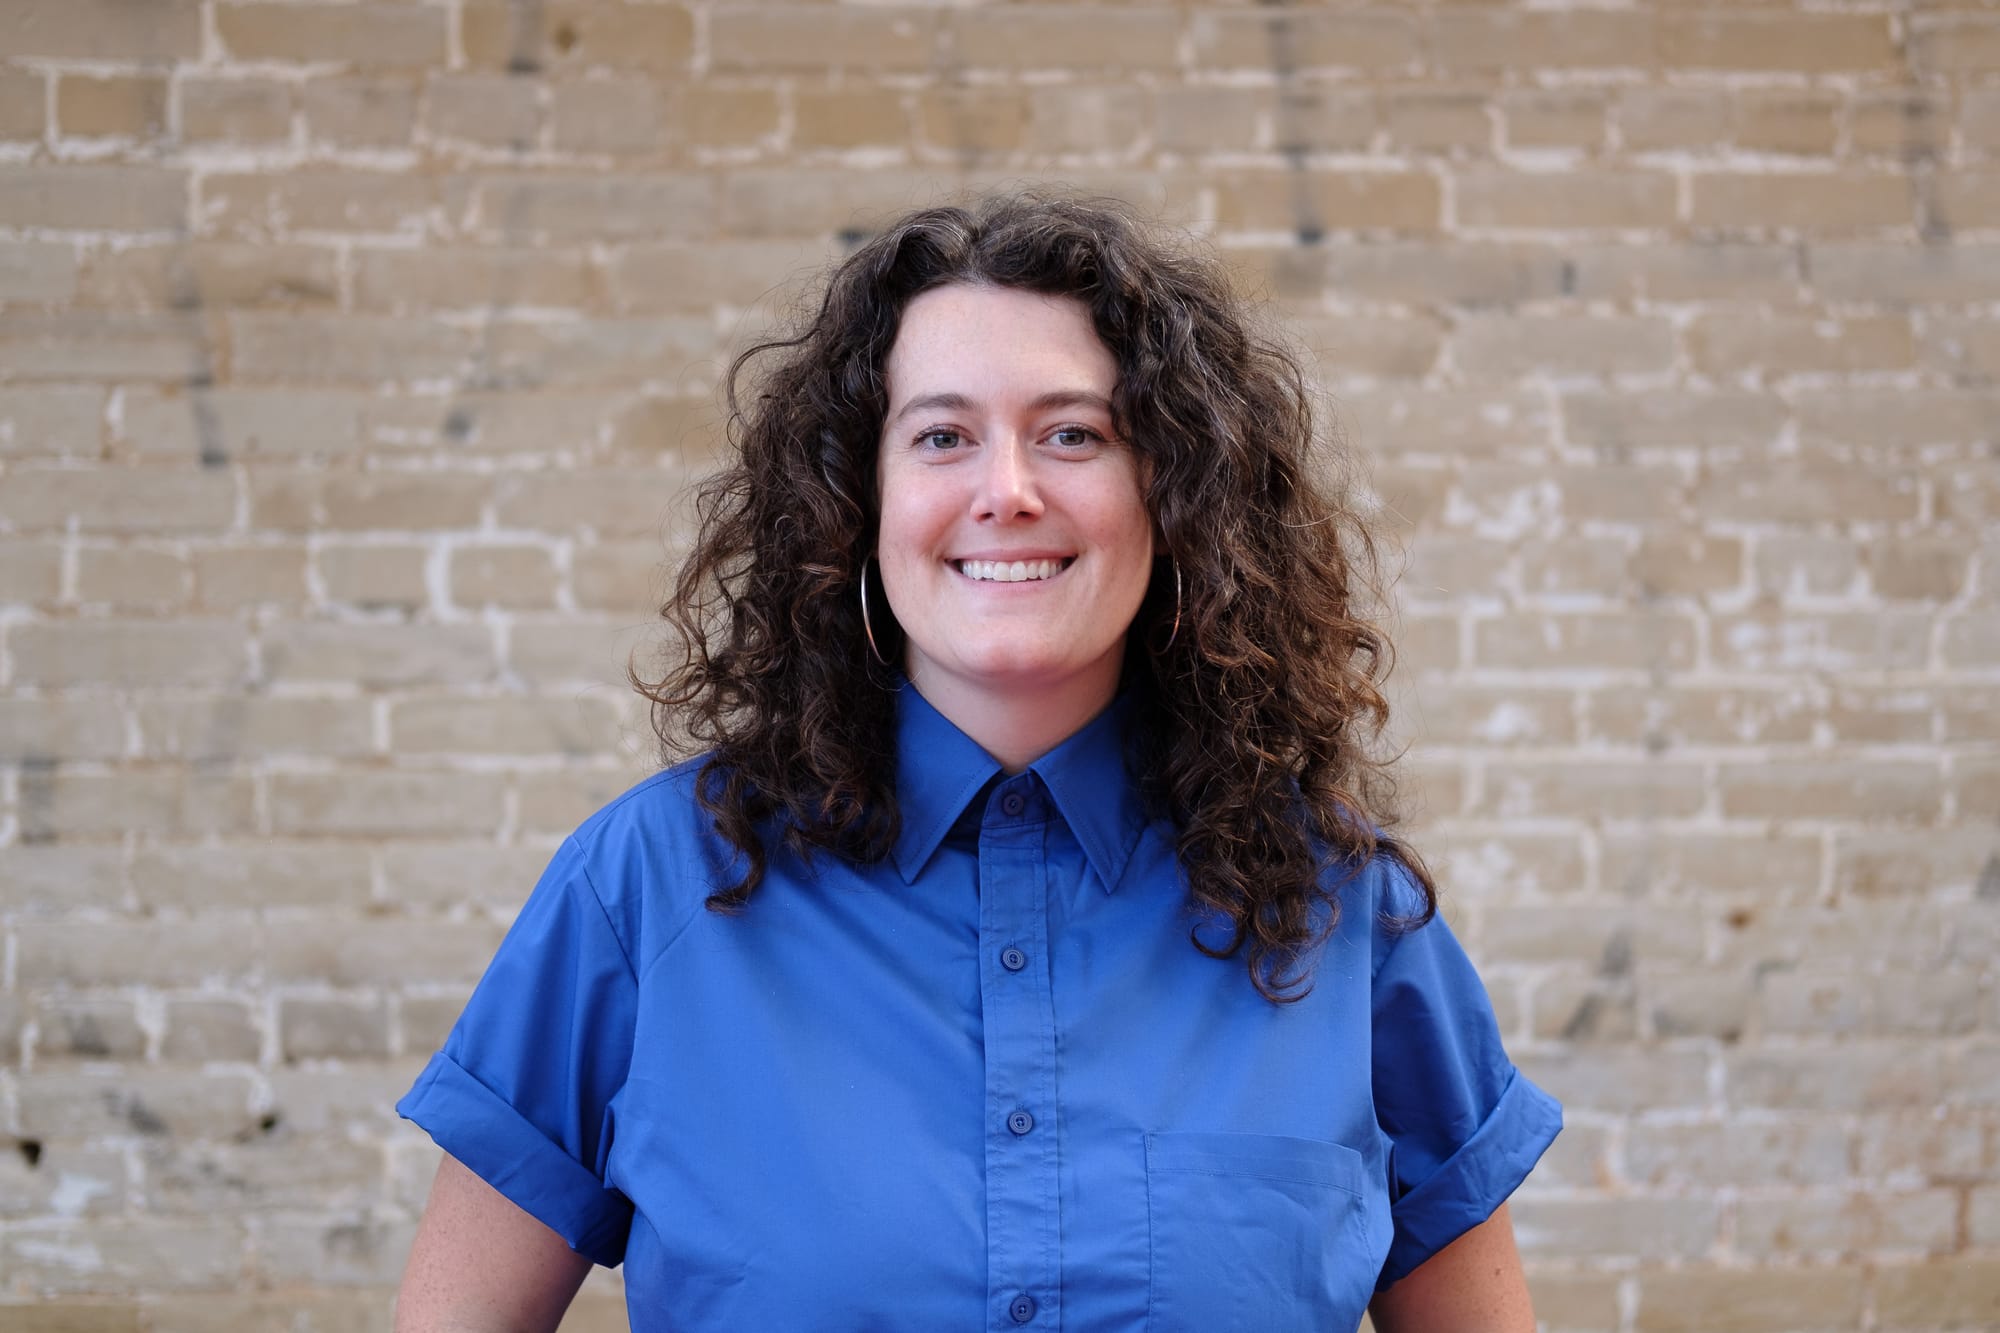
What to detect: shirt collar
<box><xmin>890</xmin><ymin>684</ymin><xmax>1149</xmax><ymax>894</ymax></box>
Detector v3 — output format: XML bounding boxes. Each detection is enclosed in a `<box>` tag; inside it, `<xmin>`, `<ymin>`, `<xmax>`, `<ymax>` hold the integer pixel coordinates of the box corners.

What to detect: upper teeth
<box><xmin>960</xmin><ymin>559</ymin><xmax>1063</xmax><ymax>583</ymax></box>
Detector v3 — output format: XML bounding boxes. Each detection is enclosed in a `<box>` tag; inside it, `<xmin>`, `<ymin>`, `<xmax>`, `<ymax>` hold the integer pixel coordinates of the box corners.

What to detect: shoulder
<box><xmin>547</xmin><ymin>755</ymin><xmax>737</xmax><ymax>963</ymax></box>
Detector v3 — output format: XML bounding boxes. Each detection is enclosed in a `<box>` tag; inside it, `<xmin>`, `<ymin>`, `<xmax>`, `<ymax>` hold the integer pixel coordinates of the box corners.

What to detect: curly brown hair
<box><xmin>635</xmin><ymin>191</ymin><xmax>1436</xmax><ymax>1002</ymax></box>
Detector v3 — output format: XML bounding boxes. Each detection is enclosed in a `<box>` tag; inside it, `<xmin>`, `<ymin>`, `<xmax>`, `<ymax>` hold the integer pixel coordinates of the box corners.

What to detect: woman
<box><xmin>395</xmin><ymin>193</ymin><xmax>1560</xmax><ymax>1331</ymax></box>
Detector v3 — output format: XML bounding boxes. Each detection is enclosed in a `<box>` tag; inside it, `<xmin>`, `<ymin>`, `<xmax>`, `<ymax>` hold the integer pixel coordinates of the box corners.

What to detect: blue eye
<box><xmin>1049</xmin><ymin>426</ymin><xmax>1102</xmax><ymax>448</ymax></box>
<box><xmin>917</xmin><ymin>430</ymin><xmax>962</xmax><ymax>451</ymax></box>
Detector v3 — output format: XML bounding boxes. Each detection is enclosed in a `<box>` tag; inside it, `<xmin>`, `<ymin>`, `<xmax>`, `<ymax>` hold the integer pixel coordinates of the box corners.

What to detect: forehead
<box><xmin>884</xmin><ymin>284</ymin><xmax>1116</xmax><ymax>398</ymax></box>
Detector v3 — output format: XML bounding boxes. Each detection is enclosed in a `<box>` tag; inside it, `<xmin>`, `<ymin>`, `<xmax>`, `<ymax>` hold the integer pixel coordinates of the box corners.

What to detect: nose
<box><xmin>972</xmin><ymin>434</ymin><xmax>1043</xmax><ymax>522</ymax></box>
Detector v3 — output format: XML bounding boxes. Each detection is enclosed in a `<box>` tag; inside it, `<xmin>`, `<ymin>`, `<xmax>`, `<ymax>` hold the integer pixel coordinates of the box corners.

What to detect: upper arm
<box><xmin>396</xmin><ymin>1153</ymin><xmax>593</xmax><ymax>1333</ymax></box>
<box><xmin>1369</xmin><ymin>1202</ymin><xmax>1534</xmax><ymax>1333</ymax></box>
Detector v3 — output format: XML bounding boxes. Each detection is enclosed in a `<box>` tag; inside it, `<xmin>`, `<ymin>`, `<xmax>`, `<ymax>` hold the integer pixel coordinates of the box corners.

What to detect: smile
<box><xmin>955</xmin><ymin>558</ymin><xmax>1073</xmax><ymax>583</ymax></box>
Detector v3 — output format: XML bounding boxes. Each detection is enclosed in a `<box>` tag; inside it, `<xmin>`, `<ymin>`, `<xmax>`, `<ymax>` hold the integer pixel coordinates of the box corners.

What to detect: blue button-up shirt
<box><xmin>399</xmin><ymin>687</ymin><xmax>1560</xmax><ymax>1331</ymax></box>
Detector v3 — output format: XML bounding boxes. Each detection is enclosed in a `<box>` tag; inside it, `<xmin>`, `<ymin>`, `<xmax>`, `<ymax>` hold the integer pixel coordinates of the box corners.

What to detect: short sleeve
<box><xmin>397</xmin><ymin>836</ymin><xmax>639</xmax><ymax>1267</ymax></box>
<box><xmin>1370</xmin><ymin>866</ymin><xmax>1561</xmax><ymax>1289</ymax></box>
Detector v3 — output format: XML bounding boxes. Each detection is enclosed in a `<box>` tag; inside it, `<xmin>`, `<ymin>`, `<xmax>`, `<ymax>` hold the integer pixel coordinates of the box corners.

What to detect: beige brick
<box><xmin>1812</xmin><ymin>242</ymin><xmax>2000</xmax><ymax>302</ymax></box>
<box><xmin>1401</xmin><ymin>534</ymin><xmax>1513</xmax><ymax>600</ymax></box>
<box><xmin>1695</xmin><ymin>459</ymin><xmax>1918</xmax><ymax>525</ymax></box>
<box><xmin>391</xmin><ymin>695</ymin><xmax>623</xmax><ymax>756</ymax></box>
<box><xmin>603</xmin><ymin>240</ymin><xmax>823</xmax><ymax>313</ymax></box>
<box><xmin>1939</xmin><ymin>684</ymin><xmax>2000</xmax><ymax>744</ymax></box>
<box><xmin>79</xmin><ymin>243</ymin><xmax>341</xmax><ymax>311</ymax></box>
<box><xmin>134</xmin><ymin>843</ymin><xmax>372</xmax><ymax>911</ymax></box>
<box><xmin>1270</xmin><ymin>242</ymin><xmax>1570</xmax><ymax>309</ymax></box>
<box><xmin>1</xmin><ymin>844</ymin><xmax>129</xmax><ymax>912</ymax></box>
<box><xmin>229</xmin><ymin>312</ymin><xmax>475</xmax><ymax>384</ymax></box>
<box><xmin>280</xmin><ymin>995</ymin><xmax>391</xmax><ymax>1060</ymax></box>
<box><xmin>379</xmin><ymin>841</ymin><xmax>554</xmax><ymax>909</ymax></box>
<box><xmin>55</xmin><ymin>73</ymin><xmax>167</xmax><ymax>140</ymax></box>
<box><xmin>1691</xmin><ymin>173</ymin><xmax>1910</xmax><ymax>232</ymax></box>
<box><xmin>1401</xmin><ymin>681</ymin><xmax>1571</xmax><ymax>746</ymax></box>
<box><xmin>145</xmin><ymin>1138</ymin><xmax>380</xmax><ymax>1213</ymax></box>
<box><xmin>355</xmin><ymin>247</ymin><xmax>595</xmax><ymax>316</ymax></box>
<box><xmin>1602</xmin><ymin>831</ymin><xmax>1821</xmax><ymax>901</ymax></box>
<box><xmin>146</xmin><ymin>1291</ymin><xmax>395</xmax><ymax>1332</ymax></box>
<box><xmin>1690</xmin><ymin>312</ymin><xmax>1913</xmax><ymax>378</ymax></box>
<box><xmin>1936</xmin><ymin>171</ymin><xmax>2000</xmax><ymax>232</ymax></box>
<box><xmin>1511</xmin><ymin>1196</ymin><xmax>1718</xmax><ymax>1259</ymax></box>
<box><xmin>1631</xmin><ymin>530</ymin><xmax>1742</xmax><ymax>600</ymax></box>
<box><xmin>1921</xmin><ymin>314</ymin><xmax>2000</xmax><ymax>380</ymax></box>
<box><xmin>257</xmin><ymin>1212</ymin><xmax>416</xmax><ymax>1286</ymax></box>
<box><xmin>1213</xmin><ymin>171</ymin><xmax>1441</xmax><ymax>234</ymax></box>
<box><xmin>269</xmin><ymin>771</ymin><xmax>509</xmax><ymax>837</ymax></box>
<box><xmin>550</xmin><ymin>77</ymin><xmax>667</xmax><ymax>157</ymax></box>
<box><xmin>1833</xmin><ymin>828</ymin><xmax>1995</xmax><ymax>901</ymax></box>
<box><xmin>1430</xmin><ymin>10</ymin><xmax>1657</xmax><ymax>73</ymax></box>
<box><xmin>318</xmin><ymin>543</ymin><xmax>430</xmax><ymax>609</ymax></box>
<box><xmin>1753</xmin><ymin>533</ymin><xmax>1862</xmax><ymax>599</ymax></box>
<box><xmin>516</xmin><ymin>766</ymin><xmax>650</xmax><ymax>835</ymax></box>
<box><xmin>1291</xmin><ymin>313</ymin><xmax>1442</xmax><ymax>380</ymax></box>
<box><xmin>1852</xmin><ymin>92</ymin><xmax>1952</xmax><ymax>160</ymax></box>
<box><xmin>714</xmin><ymin>6</ymin><xmax>934</xmax><ymax>72</ymax></box>
<box><xmin>139</xmin><ymin>697</ymin><xmax>375</xmax><ymax>762</ymax></box>
<box><xmin>0</xmin><ymin>1218</ymin><xmax>243</xmax><ymax>1294</ymax></box>
<box><xmin>218</xmin><ymin>2</ymin><xmax>447</xmax><ymax>68</ymax></box>
<box><xmin>1634</xmin><ymin>1266</ymin><xmax>1865</xmax><ymax>1331</ymax></box>
<box><xmin>76</xmin><ymin>546</ymin><xmax>190</xmax><ymax>608</ymax></box>
<box><xmin>1734</xmin><ymin>90</ymin><xmax>1839</xmax><ymax>156</ymax></box>
<box><xmin>1476</xmin><ymin>612</ymin><xmax>1697</xmax><ymax>674</ymax></box>
<box><xmin>946</xmin><ymin>7</ymin><xmax>1173</xmax><ymax>72</ymax></box>
<box><xmin>0</xmin><ymin>166</ymin><xmax>185</xmax><ymax>233</ymax></box>
<box><xmin>250</xmin><ymin>470</ymin><xmax>489</xmax><ymax>532</ymax></box>
<box><xmin>494</xmin><ymin>469</ymin><xmax>680</xmax><ymax>537</ymax></box>
<box><xmin>1721</xmin><ymin>903</ymin><xmax>1958</xmax><ymax>974</ymax></box>
<box><xmin>19</xmin><ymin>918</ymin><xmax>257</xmax><ymax>987</ymax></box>
<box><xmin>0</xmin><ymin>66</ymin><xmax>46</xmax><ymax>139</ymax></box>
<box><xmin>1190</xmin><ymin>10</ymin><xmax>1420</xmax><ymax>72</ymax></box>
<box><xmin>1909</xmin><ymin>16</ymin><xmax>2000</xmax><ymax>75</ymax></box>
<box><xmin>1383</xmin><ymin>90</ymin><xmax>1489</xmax><ymax>153</ymax></box>
<box><xmin>1500</xmin><ymin>91</ymin><xmax>1606</xmax><ymax>151</ymax></box>
<box><xmin>179</xmin><ymin>77</ymin><xmax>294</xmax><ymax>144</ymax></box>
<box><xmin>1944</xmin><ymin>612</ymin><xmax>2000</xmax><ymax>668</ymax></box>
<box><xmin>1662</xmin><ymin>11</ymin><xmax>1896</xmax><ymax>73</ymax></box>
<box><xmin>1820</xmin><ymin>686</ymin><xmax>1933</xmax><ymax>746</ymax></box>
<box><xmin>915</xmin><ymin>86</ymin><xmax>1030</xmax><ymax>158</ymax></box>
<box><xmin>33</xmin><ymin>994</ymin><xmax>146</xmax><ymax>1060</ymax></box>
<box><xmin>265</xmin><ymin>916</ymin><xmax>506</xmax><ymax>986</ymax></box>
<box><xmin>1764</xmin><ymin>968</ymin><xmax>1984</xmax><ymax>1039</ymax></box>
<box><xmin>1456</xmin><ymin>170</ymin><xmax>1676</xmax><ymax>231</ymax></box>
<box><xmin>712</xmin><ymin>168</ymin><xmax>953</xmax><ymax>240</ymax></box>
<box><xmin>1955</xmin><ymin>755</ymin><xmax>2000</xmax><ymax>817</ymax></box>
<box><xmin>461</xmin><ymin>2</ymin><xmax>694</xmax><ymax>75</ymax></box>
<box><xmin>1720</xmin><ymin>761</ymin><xmax>1940</xmax><ymax>822</ymax></box>
<box><xmin>476</xmin><ymin>314</ymin><xmax>713</xmax><ymax>389</ymax></box>
<box><xmin>684</xmin><ymin>84</ymin><xmax>779</xmax><ymax>149</ymax></box>
<box><xmin>1268</xmin><ymin>88</ymin><xmax>1378</xmax><ymax>157</ymax></box>
<box><xmin>1523</xmin><ymin>1271</ymin><xmax>1622</xmax><ymax>1332</ymax></box>
<box><xmin>0</xmin><ymin>385</ymin><xmax>102</xmax><ymax>457</ymax></box>
<box><xmin>1716</xmin><ymin>610</ymin><xmax>1933</xmax><ymax>674</ymax></box>
<box><xmin>1869</xmin><ymin>538</ymin><xmax>1968</xmax><ymax>602</ymax></box>
<box><xmin>1874</xmin><ymin>1258</ymin><xmax>2000</xmax><ymax>1326</ymax></box>
<box><xmin>0</xmin><ymin>699</ymin><xmax>129</xmax><ymax>761</ymax></box>
<box><xmin>12</xmin><ymin>619</ymin><xmax>247</xmax><ymax>687</ymax></box>
<box><xmin>570</xmin><ymin>540</ymin><xmax>666</xmax><ymax>613</ymax></box>
<box><xmin>1570</xmin><ymin>243</ymin><xmax>1800</xmax><ymax>302</ymax></box>
<box><xmin>23</xmin><ymin>769</ymin><xmax>258</xmax><ymax>840</ymax></box>
<box><xmin>1478</xmin><ymin>758</ymin><xmax>1706</xmax><ymax>821</ymax></box>
<box><xmin>202</xmin><ymin>170</ymin><xmax>437</xmax><ymax>240</ymax></box>
<box><xmin>1489</xmin><ymin>903</ymin><xmax>1701</xmax><ymax>968</ymax></box>
<box><xmin>1590</xmin><ymin>684</ymin><xmax>1815</xmax><ymax>750</ymax></box>
<box><xmin>161</xmin><ymin>998</ymin><xmax>262</xmax><ymax>1063</ymax></box>
<box><xmin>1730</xmin><ymin>1044</ymin><xmax>1946</xmax><ymax>1112</ymax></box>
<box><xmin>1157</xmin><ymin>87</ymin><xmax>1268</xmax><ymax>156</ymax></box>
<box><xmin>261</xmin><ymin>622</ymin><xmax>495</xmax><ymax>689</ymax></box>
<box><xmin>266</xmin><ymin>1063</ymin><xmax>425</xmax><ymax>1133</ymax></box>
<box><xmin>374</xmin><ymin>389</ymin><xmax>633</xmax><ymax>456</ymax></box>
<box><xmin>193</xmin><ymin>544</ymin><xmax>308</xmax><ymax>610</ymax></box>
<box><xmin>1626</xmin><ymin>1119</ymin><xmax>1848</xmax><ymax>1190</ymax></box>
<box><xmin>509</xmin><ymin>614</ymin><xmax>654</xmax><ymax>688</ymax></box>
<box><xmin>3</xmin><ymin>465</ymin><xmax>236</xmax><ymax>534</ymax></box>
<box><xmin>3</xmin><ymin>0</ymin><xmax>202</xmax><ymax>60</ymax></box>
<box><xmin>448</xmin><ymin>545</ymin><xmax>558</xmax><ymax>608</ymax></box>
<box><xmin>0</xmin><ymin>540</ymin><xmax>63</xmax><ymax>607</ymax></box>
<box><xmin>422</xmin><ymin>73</ymin><xmax>540</xmax><ymax>150</ymax></box>
<box><xmin>0</xmin><ymin>1142</ymin><xmax>127</xmax><ymax>1219</ymax></box>
<box><xmin>1965</xmin><ymin>88</ymin><xmax>2000</xmax><ymax>153</ymax></box>
<box><xmin>1455</xmin><ymin>314</ymin><xmax>1676</xmax><ymax>379</ymax></box>
<box><xmin>399</xmin><ymin>991</ymin><xmax>473</xmax><ymax>1054</ymax></box>
<box><xmin>301</xmin><ymin>75</ymin><xmax>419</xmax><ymax>149</ymax></box>
<box><xmin>1616</xmin><ymin>87</ymin><xmax>1730</xmax><ymax>151</ymax></box>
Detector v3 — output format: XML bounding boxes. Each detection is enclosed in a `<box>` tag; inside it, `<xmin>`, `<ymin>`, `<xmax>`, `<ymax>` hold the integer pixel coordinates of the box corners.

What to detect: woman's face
<box><xmin>875</xmin><ymin>283</ymin><xmax>1155</xmax><ymax>725</ymax></box>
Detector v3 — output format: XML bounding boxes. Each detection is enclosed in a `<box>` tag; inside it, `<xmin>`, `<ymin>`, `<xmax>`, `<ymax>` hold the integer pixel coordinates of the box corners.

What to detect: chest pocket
<box><xmin>1144</xmin><ymin>1131</ymin><xmax>1373</xmax><ymax>1333</ymax></box>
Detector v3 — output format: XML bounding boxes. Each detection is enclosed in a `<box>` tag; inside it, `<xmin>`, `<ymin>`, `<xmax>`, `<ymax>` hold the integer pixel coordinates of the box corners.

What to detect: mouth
<box><xmin>953</xmin><ymin>557</ymin><xmax>1074</xmax><ymax>584</ymax></box>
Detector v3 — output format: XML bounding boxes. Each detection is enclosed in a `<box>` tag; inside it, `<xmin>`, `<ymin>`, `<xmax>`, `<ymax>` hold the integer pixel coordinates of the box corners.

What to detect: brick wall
<box><xmin>0</xmin><ymin>1</ymin><xmax>1995</xmax><ymax>1328</ymax></box>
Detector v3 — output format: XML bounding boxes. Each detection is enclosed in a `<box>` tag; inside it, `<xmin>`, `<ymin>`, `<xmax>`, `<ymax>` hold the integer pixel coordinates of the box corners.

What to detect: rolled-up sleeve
<box><xmin>397</xmin><ymin>837</ymin><xmax>639</xmax><ymax>1267</ymax></box>
<box><xmin>1370</xmin><ymin>868</ymin><xmax>1561</xmax><ymax>1289</ymax></box>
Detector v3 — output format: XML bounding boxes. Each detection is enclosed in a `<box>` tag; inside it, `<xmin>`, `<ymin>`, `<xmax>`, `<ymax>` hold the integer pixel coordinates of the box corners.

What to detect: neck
<box><xmin>906</xmin><ymin>666</ymin><xmax>1120</xmax><ymax>773</ymax></box>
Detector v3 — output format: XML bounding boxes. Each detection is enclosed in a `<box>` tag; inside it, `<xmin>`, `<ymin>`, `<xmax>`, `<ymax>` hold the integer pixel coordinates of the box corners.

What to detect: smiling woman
<box><xmin>392</xmin><ymin>193</ymin><xmax>1559</xmax><ymax>1333</ymax></box>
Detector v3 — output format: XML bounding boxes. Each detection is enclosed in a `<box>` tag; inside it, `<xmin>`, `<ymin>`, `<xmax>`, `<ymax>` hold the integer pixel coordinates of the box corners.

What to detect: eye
<box><xmin>1048</xmin><ymin>425</ymin><xmax>1104</xmax><ymax>449</ymax></box>
<box><xmin>916</xmin><ymin>429</ymin><xmax>964</xmax><ymax>452</ymax></box>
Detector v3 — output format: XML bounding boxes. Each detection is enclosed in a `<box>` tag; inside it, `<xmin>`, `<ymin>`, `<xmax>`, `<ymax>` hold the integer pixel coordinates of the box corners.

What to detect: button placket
<box><xmin>977</xmin><ymin>775</ymin><xmax>1061</xmax><ymax>1331</ymax></box>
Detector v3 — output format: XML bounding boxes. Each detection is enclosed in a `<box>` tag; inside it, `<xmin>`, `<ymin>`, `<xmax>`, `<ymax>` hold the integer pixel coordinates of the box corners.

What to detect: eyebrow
<box><xmin>886</xmin><ymin>390</ymin><xmax>1116</xmax><ymax>427</ymax></box>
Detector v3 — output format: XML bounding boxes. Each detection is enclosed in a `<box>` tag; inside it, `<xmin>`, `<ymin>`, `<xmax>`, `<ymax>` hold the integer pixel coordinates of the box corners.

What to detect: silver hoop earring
<box><xmin>859</xmin><ymin>556</ymin><xmax>889</xmax><ymax>667</ymax></box>
<box><xmin>1158</xmin><ymin>555</ymin><xmax>1183</xmax><ymax>653</ymax></box>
